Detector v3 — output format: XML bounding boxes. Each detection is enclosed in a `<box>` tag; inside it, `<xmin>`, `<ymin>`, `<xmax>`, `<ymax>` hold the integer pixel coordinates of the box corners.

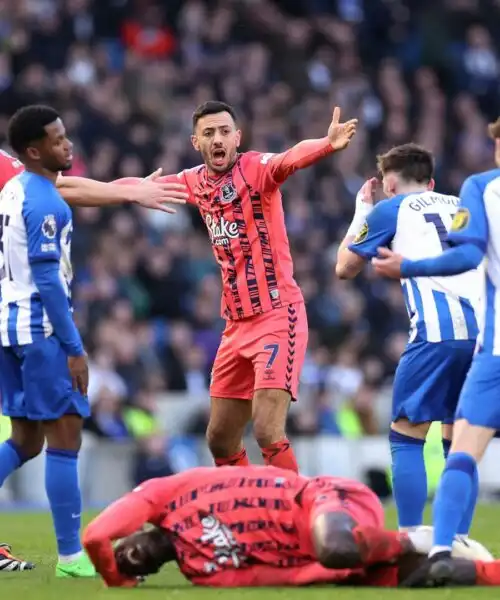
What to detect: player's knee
<box><xmin>314</xmin><ymin>520</ymin><xmax>360</xmax><ymax>569</ymax></box>
<box><xmin>391</xmin><ymin>419</ymin><xmax>429</xmax><ymax>440</ymax></box>
<box><xmin>13</xmin><ymin>439</ymin><xmax>43</xmax><ymax>461</ymax></box>
<box><xmin>206</xmin><ymin>423</ymin><xmax>239</xmax><ymax>458</ymax></box>
<box><xmin>312</xmin><ymin>512</ymin><xmax>360</xmax><ymax>569</ymax></box>
<box><xmin>252</xmin><ymin>420</ymin><xmax>283</xmax><ymax>448</ymax></box>
<box><xmin>43</xmin><ymin>415</ymin><xmax>83</xmax><ymax>452</ymax></box>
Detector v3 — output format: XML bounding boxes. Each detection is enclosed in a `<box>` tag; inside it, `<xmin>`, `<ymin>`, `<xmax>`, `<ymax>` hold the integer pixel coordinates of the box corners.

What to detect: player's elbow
<box><xmin>335</xmin><ymin>261</ymin><xmax>356</xmax><ymax>280</ymax></box>
<box><xmin>82</xmin><ymin>523</ymin><xmax>103</xmax><ymax>551</ymax></box>
<box><xmin>335</xmin><ymin>249</ymin><xmax>362</xmax><ymax>279</ymax></box>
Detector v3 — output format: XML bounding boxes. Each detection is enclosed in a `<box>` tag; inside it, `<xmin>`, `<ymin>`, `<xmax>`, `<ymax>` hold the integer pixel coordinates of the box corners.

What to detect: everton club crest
<box><xmin>221</xmin><ymin>183</ymin><xmax>237</xmax><ymax>203</ymax></box>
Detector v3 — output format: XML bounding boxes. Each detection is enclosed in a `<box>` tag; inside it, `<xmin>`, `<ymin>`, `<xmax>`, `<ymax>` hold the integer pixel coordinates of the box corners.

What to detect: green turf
<box><xmin>1</xmin><ymin>505</ymin><xmax>500</xmax><ymax>598</ymax></box>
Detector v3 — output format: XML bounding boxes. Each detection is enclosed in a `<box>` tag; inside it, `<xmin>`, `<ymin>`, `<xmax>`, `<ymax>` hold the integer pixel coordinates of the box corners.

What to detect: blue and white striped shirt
<box><xmin>446</xmin><ymin>169</ymin><xmax>500</xmax><ymax>355</ymax></box>
<box><xmin>349</xmin><ymin>191</ymin><xmax>481</xmax><ymax>343</ymax></box>
<box><xmin>0</xmin><ymin>172</ymin><xmax>73</xmax><ymax>346</ymax></box>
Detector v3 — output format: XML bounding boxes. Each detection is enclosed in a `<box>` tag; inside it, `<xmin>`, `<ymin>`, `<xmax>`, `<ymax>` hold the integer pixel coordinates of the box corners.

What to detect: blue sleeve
<box><xmin>22</xmin><ymin>185</ymin><xmax>61</xmax><ymax>263</ymax></box>
<box><xmin>446</xmin><ymin>176</ymin><xmax>488</xmax><ymax>251</ymax></box>
<box><xmin>23</xmin><ymin>184</ymin><xmax>83</xmax><ymax>356</ymax></box>
<box><xmin>401</xmin><ymin>243</ymin><xmax>484</xmax><ymax>278</ymax></box>
<box><xmin>348</xmin><ymin>199</ymin><xmax>398</xmax><ymax>259</ymax></box>
<box><xmin>31</xmin><ymin>261</ymin><xmax>84</xmax><ymax>356</ymax></box>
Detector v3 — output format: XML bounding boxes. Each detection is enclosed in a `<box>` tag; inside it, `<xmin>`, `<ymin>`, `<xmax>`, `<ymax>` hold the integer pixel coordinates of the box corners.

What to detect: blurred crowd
<box><xmin>0</xmin><ymin>0</ymin><xmax>499</xmax><ymax>479</ymax></box>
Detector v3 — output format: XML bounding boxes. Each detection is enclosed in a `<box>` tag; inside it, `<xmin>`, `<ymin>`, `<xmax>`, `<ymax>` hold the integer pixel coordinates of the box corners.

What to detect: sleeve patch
<box><xmin>451</xmin><ymin>208</ymin><xmax>470</xmax><ymax>232</ymax></box>
<box><xmin>41</xmin><ymin>214</ymin><xmax>57</xmax><ymax>239</ymax></box>
<box><xmin>353</xmin><ymin>222</ymin><xmax>368</xmax><ymax>244</ymax></box>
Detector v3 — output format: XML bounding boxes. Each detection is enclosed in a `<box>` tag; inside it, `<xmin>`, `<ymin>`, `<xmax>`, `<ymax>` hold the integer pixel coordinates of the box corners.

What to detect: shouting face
<box><xmin>191</xmin><ymin>111</ymin><xmax>241</xmax><ymax>175</ymax></box>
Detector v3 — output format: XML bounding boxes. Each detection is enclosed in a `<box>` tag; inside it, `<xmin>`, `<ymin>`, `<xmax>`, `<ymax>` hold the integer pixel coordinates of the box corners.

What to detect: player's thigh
<box><xmin>392</xmin><ymin>340</ymin><xmax>474</xmax><ymax>427</ymax></box>
<box><xmin>21</xmin><ymin>336</ymin><xmax>90</xmax><ymax>423</ymax></box>
<box><xmin>452</xmin><ymin>354</ymin><xmax>500</xmax><ymax>460</ymax></box>
<box><xmin>209</xmin><ymin>328</ymin><xmax>254</xmax><ymax>402</ymax></box>
<box><xmin>0</xmin><ymin>345</ymin><xmax>26</xmax><ymax>419</ymax></box>
<box><xmin>252</xmin><ymin>302</ymin><xmax>308</xmax><ymax>400</ymax></box>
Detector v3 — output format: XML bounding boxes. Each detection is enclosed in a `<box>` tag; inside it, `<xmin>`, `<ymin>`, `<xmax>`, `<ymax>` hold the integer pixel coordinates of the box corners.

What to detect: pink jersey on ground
<box><xmin>156</xmin><ymin>140</ymin><xmax>334</xmax><ymax>320</ymax></box>
<box><xmin>83</xmin><ymin>465</ymin><xmax>385</xmax><ymax>588</ymax></box>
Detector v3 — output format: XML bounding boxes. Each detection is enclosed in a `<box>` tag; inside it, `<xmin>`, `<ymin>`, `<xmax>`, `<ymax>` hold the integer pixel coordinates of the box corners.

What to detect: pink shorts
<box><xmin>210</xmin><ymin>302</ymin><xmax>308</xmax><ymax>401</ymax></box>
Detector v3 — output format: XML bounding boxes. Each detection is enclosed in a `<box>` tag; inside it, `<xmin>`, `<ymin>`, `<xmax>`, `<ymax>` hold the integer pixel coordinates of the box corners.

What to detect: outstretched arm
<box><xmin>83</xmin><ymin>492</ymin><xmax>155</xmax><ymax>587</ymax></box>
<box><xmin>56</xmin><ymin>172</ymin><xmax>188</xmax><ymax>212</ymax></box>
<box><xmin>261</xmin><ymin>107</ymin><xmax>357</xmax><ymax>187</ymax></box>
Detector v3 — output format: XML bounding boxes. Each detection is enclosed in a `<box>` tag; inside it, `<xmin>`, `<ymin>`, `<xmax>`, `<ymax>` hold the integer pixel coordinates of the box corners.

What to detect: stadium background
<box><xmin>1</xmin><ymin>0</ymin><xmax>500</xmax><ymax>505</ymax></box>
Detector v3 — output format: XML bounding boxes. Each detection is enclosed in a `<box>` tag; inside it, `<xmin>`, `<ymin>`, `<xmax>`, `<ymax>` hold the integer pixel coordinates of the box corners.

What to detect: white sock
<box><xmin>429</xmin><ymin>545</ymin><xmax>452</xmax><ymax>558</ymax></box>
<box><xmin>58</xmin><ymin>550</ymin><xmax>83</xmax><ymax>564</ymax></box>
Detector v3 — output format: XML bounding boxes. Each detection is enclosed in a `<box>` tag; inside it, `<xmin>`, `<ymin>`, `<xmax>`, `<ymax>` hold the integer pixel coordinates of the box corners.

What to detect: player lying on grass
<box><xmin>82</xmin><ymin>465</ymin><xmax>494</xmax><ymax>589</ymax></box>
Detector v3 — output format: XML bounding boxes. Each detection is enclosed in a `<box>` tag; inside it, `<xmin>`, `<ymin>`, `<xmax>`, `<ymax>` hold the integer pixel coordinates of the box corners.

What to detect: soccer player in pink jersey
<box><xmin>83</xmin><ymin>465</ymin><xmax>499</xmax><ymax>589</ymax></box>
<box><xmin>115</xmin><ymin>101</ymin><xmax>357</xmax><ymax>473</ymax></box>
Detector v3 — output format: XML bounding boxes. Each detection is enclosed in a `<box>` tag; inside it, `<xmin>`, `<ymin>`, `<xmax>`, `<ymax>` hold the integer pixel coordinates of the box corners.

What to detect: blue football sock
<box><xmin>0</xmin><ymin>439</ymin><xmax>24</xmax><ymax>486</ymax></box>
<box><xmin>457</xmin><ymin>463</ymin><xmax>479</xmax><ymax>536</ymax></box>
<box><xmin>390</xmin><ymin>429</ymin><xmax>427</xmax><ymax>528</ymax></box>
<box><xmin>45</xmin><ymin>448</ymin><xmax>82</xmax><ymax>557</ymax></box>
<box><xmin>442</xmin><ymin>438</ymin><xmax>451</xmax><ymax>459</ymax></box>
<box><xmin>433</xmin><ymin>452</ymin><xmax>476</xmax><ymax>548</ymax></box>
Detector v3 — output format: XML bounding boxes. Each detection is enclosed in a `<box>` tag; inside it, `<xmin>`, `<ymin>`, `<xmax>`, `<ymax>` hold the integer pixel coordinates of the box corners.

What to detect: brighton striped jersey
<box><xmin>447</xmin><ymin>169</ymin><xmax>500</xmax><ymax>354</ymax></box>
<box><xmin>349</xmin><ymin>190</ymin><xmax>481</xmax><ymax>343</ymax></box>
<box><xmin>0</xmin><ymin>171</ymin><xmax>73</xmax><ymax>346</ymax></box>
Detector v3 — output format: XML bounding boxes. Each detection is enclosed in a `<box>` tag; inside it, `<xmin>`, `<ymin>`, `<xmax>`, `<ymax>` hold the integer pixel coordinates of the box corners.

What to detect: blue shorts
<box><xmin>456</xmin><ymin>353</ymin><xmax>500</xmax><ymax>429</ymax></box>
<box><xmin>392</xmin><ymin>339</ymin><xmax>475</xmax><ymax>425</ymax></box>
<box><xmin>0</xmin><ymin>336</ymin><xmax>90</xmax><ymax>421</ymax></box>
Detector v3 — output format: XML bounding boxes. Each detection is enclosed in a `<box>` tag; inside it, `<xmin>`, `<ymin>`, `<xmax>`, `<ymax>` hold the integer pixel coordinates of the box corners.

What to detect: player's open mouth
<box><xmin>212</xmin><ymin>149</ymin><xmax>226</xmax><ymax>165</ymax></box>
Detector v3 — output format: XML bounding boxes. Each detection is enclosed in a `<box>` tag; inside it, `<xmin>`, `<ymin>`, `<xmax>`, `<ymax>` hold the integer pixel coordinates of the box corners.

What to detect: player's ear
<box><xmin>191</xmin><ymin>134</ymin><xmax>200</xmax><ymax>152</ymax></box>
<box><xmin>25</xmin><ymin>145</ymin><xmax>41</xmax><ymax>162</ymax></box>
<box><xmin>235</xmin><ymin>129</ymin><xmax>242</xmax><ymax>148</ymax></box>
<box><xmin>427</xmin><ymin>178</ymin><xmax>435</xmax><ymax>191</ymax></box>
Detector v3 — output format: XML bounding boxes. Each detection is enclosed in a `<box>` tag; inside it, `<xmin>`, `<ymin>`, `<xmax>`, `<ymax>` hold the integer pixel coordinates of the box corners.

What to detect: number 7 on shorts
<box><xmin>264</xmin><ymin>344</ymin><xmax>279</xmax><ymax>369</ymax></box>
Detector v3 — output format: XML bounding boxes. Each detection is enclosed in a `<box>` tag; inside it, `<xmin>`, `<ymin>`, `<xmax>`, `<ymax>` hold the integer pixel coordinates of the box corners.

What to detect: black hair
<box><xmin>8</xmin><ymin>105</ymin><xmax>60</xmax><ymax>155</ymax></box>
<box><xmin>192</xmin><ymin>101</ymin><xmax>237</xmax><ymax>129</ymax></box>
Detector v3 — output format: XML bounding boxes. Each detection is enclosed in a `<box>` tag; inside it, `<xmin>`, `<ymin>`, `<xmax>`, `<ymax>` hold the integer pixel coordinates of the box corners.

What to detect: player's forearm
<box><xmin>401</xmin><ymin>243</ymin><xmax>484</xmax><ymax>278</ymax></box>
<box><xmin>270</xmin><ymin>138</ymin><xmax>334</xmax><ymax>182</ymax></box>
<box><xmin>335</xmin><ymin>235</ymin><xmax>366</xmax><ymax>279</ymax></box>
<box><xmin>83</xmin><ymin>494</ymin><xmax>153</xmax><ymax>587</ymax></box>
<box><xmin>57</xmin><ymin>176</ymin><xmax>138</xmax><ymax>207</ymax></box>
<box><xmin>31</xmin><ymin>261</ymin><xmax>84</xmax><ymax>356</ymax></box>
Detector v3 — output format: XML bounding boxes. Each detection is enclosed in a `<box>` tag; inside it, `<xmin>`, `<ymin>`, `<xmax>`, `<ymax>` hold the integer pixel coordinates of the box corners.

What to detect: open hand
<box><xmin>328</xmin><ymin>107</ymin><xmax>358</xmax><ymax>151</ymax></box>
<box><xmin>372</xmin><ymin>247</ymin><xmax>404</xmax><ymax>279</ymax></box>
<box><xmin>130</xmin><ymin>168</ymin><xmax>189</xmax><ymax>213</ymax></box>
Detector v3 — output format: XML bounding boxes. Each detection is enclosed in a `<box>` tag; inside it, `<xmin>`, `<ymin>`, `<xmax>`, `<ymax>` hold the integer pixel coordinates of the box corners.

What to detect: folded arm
<box><xmin>83</xmin><ymin>492</ymin><xmax>155</xmax><ymax>587</ymax></box>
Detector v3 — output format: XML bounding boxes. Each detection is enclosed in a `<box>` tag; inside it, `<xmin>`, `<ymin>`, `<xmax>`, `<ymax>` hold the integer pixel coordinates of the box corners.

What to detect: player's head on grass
<box><xmin>377</xmin><ymin>143</ymin><xmax>434</xmax><ymax>198</ymax></box>
<box><xmin>114</xmin><ymin>527</ymin><xmax>176</xmax><ymax>577</ymax></box>
<box><xmin>7</xmin><ymin>105</ymin><xmax>73</xmax><ymax>174</ymax></box>
<box><xmin>191</xmin><ymin>100</ymin><xmax>241</xmax><ymax>175</ymax></box>
<box><xmin>488</xmin><ymin>117</ymin><xmax>500</xmax><ymax>167</ymax></box>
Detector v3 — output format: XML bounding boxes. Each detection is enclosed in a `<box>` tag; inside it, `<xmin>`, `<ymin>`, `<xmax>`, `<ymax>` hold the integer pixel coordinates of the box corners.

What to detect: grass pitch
<box><xmin>2</xmin><ymin>505</ymin><xmax>500</xmax><ymax>599</ymax></box>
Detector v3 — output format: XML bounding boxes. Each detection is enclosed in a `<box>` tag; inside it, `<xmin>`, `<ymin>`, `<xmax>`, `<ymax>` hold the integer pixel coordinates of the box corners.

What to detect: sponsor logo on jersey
<box><xmin>205</xmin><ymin>214</ymin><xmax>239</xmax><ymax>246</ymax></box>
<box><xmin>451</xmin><ymin>208</ymin><xmax>470</xmax><ymax>232</ymax></box>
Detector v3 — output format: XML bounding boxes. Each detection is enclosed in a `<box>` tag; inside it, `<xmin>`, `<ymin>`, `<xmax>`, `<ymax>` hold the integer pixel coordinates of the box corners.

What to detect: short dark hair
<box><xmin>8</xmin><ymin>105</ymin><xmax>60</xmax><ymax>155</ymax></box>
<box><xmin>192</xmin><ymin>101</ymin><xmax>237</xmax><ymax>129</ymax></box>
<box><xmin>377</xmin><ymin>143</ymin><xmax>434</xmax><ymax>184</ymax></box>
<box><xmin>488</xmin><ymin>117</ymin><xmax>500</xmax><ymax>139</ymax></box>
